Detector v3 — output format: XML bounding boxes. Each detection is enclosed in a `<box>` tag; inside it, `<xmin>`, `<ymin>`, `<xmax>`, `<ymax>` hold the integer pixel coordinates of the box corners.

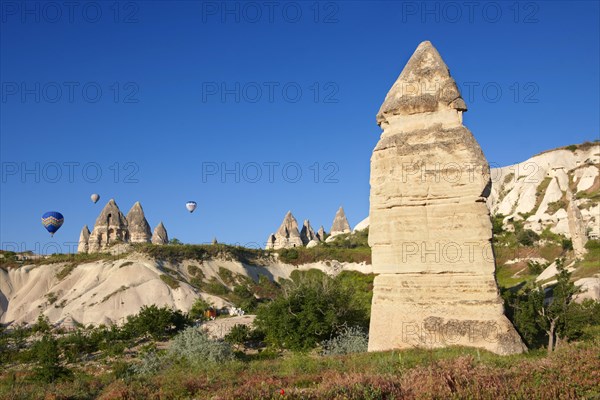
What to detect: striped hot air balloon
<box><xmin>41</xmin><ymin>211</ymin><xmax>64</xmax><ymax>236</ymax></box>
<box><xmin>185</xmin><ymin>201</ymin><xmax>197</xmax><ymax>213</ymax></box>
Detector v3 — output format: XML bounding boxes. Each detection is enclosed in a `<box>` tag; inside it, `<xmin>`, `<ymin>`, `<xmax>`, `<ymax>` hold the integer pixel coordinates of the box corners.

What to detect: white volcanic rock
<box><xmin>329</xmin><ymin>207</ymin><xmax>351</xmax><ymax>239</ymax></box>
<box><xmin>126</xmin><ymin>202</ymin><xmax>152</xmax><ymax>243</ymax></box>
<box><xmin>367</xmin><ymin>41</ymin><xmax>525</xmax><ymax>355</ymax></box>
<box><xmin>77</xmin><ymin>225</ymin><xmax>90</xmax><ymax>254</ymax></box>
<box><xmin>574</xmin><ymin>277</ymin><xmax>600</xmax><ymax>302</ymax></box>
<box><xmin>488</xmin><ymin>143</ymin><xmax>599</xmax><ymax>242</ymax></box>
<box><xmin>151</xmin><ymin>222</ymin><xmax>169</xmax><ymax>245</ymax></box>
<box><xmin>300</xmin><ymin>220</ymin><xmax>319</xmax><ymax>245</ymax></box>
<box><xmin>265</xmin><ymin>211</ymin><xmax>303</xmax><ymax>250</ymax></box>
<box><xmin>306</xmin><ymin>240</ymin><xmax>319</xmax><ymax>248</ymax></box>
<box><xmin>316</xmin><ymin>226</ymin><xmax>326</xmax><ymax>241</ymax></box>
<box><xmin>353</xmin><ymin>217</ymin><xmax>370</xmax><ymax>232</ymax></box>
<box><xmin>88</xmin><ymin>199</ymin><xmax>129</xmax><ymax>253</ymax></box>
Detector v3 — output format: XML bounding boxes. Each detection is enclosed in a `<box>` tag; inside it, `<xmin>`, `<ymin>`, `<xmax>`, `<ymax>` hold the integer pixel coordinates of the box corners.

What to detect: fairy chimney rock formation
<box><xmin>151</xmin><ymin>222</ymin><xmax>169</xmax><ymax>245</ymax></box>
<box><xmin>87</xmin><ymin>199</ymin><xmax>129</xmax><ymax>253</ymax></box>
<box><xmin>300</xmin><ymin>219</ymin><xmax>319</xmax><ymax>245</ymax></box>
<box><xmin>317</xmin><ymin>226</ymin><xmax>326</xmax><ymax>241</ymax></box>
<box><xmin>368</xmin><ymin>41</ymin><xmax>526</xmax><ymax>355</ymax></box>
<box><xmin>126</xmin><ymin>202</ymin><xmax>152</xmax><ymax>243</ymax></box>
<box><xmin>265</xmin><ymin>211</ymin><xmax>303</xmax><ymax>249</ymax></box>
<box><xmin>77</xmin><ymin>225</ymin><xmax>90</xmax><ymax>253</ymax></box>
<box><xmin>326</xmin><ymin>207</ymin><xmax>351</xmax><ymax>242</ymax></box>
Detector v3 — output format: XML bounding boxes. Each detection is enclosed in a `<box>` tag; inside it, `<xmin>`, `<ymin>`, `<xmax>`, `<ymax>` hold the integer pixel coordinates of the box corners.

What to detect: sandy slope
<box><xmin>0</xmin><ymin>254</ymin><xmax>371</xmax><ymax>327</ymax></box>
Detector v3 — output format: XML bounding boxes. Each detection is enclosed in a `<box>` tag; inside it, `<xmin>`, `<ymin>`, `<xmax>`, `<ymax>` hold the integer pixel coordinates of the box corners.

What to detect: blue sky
<box><xmin>1</xmin><ymin>0</ymin><xmax>599</xmax><ymax>253</ymax></box>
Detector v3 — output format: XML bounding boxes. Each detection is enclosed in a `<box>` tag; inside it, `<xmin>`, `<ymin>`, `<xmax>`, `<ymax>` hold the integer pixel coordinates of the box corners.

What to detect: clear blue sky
<box><xmin>1</xmin><ymin>1</ymin><xmax>599</xmax><ymax>253</ymax></box>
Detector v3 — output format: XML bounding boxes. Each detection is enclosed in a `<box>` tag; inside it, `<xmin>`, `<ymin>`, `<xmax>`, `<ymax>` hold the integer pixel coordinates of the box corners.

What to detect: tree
<box><xmin>31</xmin><ymin>334</ymin><xmax>69</xmax><ymax>382</ymax></box>
<box><xmin>123</xmin><ymin>305</ymin><xmax>190</xmax><ymax>340</ymax></box>
<box><xmin>513</xmin><ymin>259</ymin><xmax>581</xmax><ymax>354</ymax></box>
<box><xmin>188</xmin><ymin>298</ymin><xmax>212</xmax><ymax>320</ymax></box>
<box><xmin>255</xmin><ymin>272</ymin><xmax>367</xmax><ymax>351</ymax></box>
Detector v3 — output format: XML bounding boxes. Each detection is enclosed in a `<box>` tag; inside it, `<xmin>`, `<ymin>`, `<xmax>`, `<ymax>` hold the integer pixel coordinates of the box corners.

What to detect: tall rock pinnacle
<box><xmin>88</xmin><ymin>199</ymin><xmax>129</xmax><ymax>252</ymax></box>
<box><xmin>367</xmin><ymin>41</ymin><xmax>525</xmax><ymax>355</ymax></box>
<box><xmin>77</xmin><ymin>225</ymin><xmax>90</xmax><ymax>253</ymax></box>
<box><xmin>327</xmin><ymin>207</ymin><xmax>351</xmax><ymax>241</ymax></box>
<box><xmin>126</xmin><ymin>202</ymin><xmax>152</xmax><ymax>243</ymax></box>
<box><xmin>265</xmin><ymin>211</ymin><xmax>303</xmax><ymax>249</ymax></box>
<box><xmin>300</xmin><ymin>219</ymin><xmax>318</xmax><ymax>245</ymax></box>
<box><xmin>152</xmin><ymin>222</ymin><xmax>169</xmax><ymax>245</ymax></box>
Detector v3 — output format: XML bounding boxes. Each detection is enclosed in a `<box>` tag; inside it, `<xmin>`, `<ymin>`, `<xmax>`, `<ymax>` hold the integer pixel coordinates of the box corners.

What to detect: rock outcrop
<box><xmin>317</xmin><ymin>226</ymin><xmax>326</xmax><ymax>241</ymax></box>
<box><xmin>83</xmin><ymin>199</ymin><xmax>168</xmax><ymax>253</ymax></box>
<box><xmin>77</xmin><ymin>225</ymin><xmax>90</xmax><ymax>253</ymax></box>
<box><xmin>126</xmin><ymin>202</ymin><xmax>152</xmax><ymax>243</ymax></box>
<box><xmin>327</xmin><ymin>207</ymin><xmax>351</xmax><ymax>241</ymax></box>
<box><xmin>265</xmin><ymin>211</ymin><xmax>303</xmax><ymax>249</ymax></box>
<box><xmin>300</xmin><ymin>220</ymin><xmax>319</xmax><ymax>245</ymax></box>
<box><xmin>487</xmin><ymin>142</ymin><xmax>599</xmax><ymax>245</ymax></box>
<box><xmin>87</xmin><ymin>199</ymin><xmax>129</xmax><ymax>253</ymax></box>
<box><xmin>152</xmin><ymin>222</ymin><xmax>169</xmax><ymax>245</ymax></box>
<box><xmin>367</xmin><ymin>41</ymin><xmax>525</xmax><ymax>355</ymax></box>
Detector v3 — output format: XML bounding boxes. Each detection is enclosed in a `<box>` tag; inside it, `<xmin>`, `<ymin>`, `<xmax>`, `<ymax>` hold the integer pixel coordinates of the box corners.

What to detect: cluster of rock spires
<box><xmin>265</xmin><ymin>207</ymin><xmax>351</xmax><ymax>250</ymax></box>
<box><xmin>367</xmin><ymin>41</ymin><xmax>526</xmax><ymax>355</ymax></box>
<box><xmin>78</xmin><ymin>199</ymin><xmax>168</xmax><ymax>253</ymax></box>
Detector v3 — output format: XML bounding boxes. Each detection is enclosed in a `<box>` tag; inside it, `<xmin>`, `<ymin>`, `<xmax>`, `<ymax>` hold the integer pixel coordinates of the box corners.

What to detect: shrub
<box><xmin>527</xmin><ymin>261</ymin><xmax>545</xmax><ymax>275</ymax></box>
<box><xmin>160</xmin><ymin>274</ymin><xmax>180</xmax><ymax>289</ymax></box>
<box><xmin>255</xmin><ymin>273</ymin><xmax>368</xmax><ymax>351</ymax></box>
<box><xmin>123</xmin><ymin>305</ymin><xmax>190</xmax><ymax>340</ymax></box>
<box><xmin>56</xmin><ymin>263</ymin><xmax>77</xmax><ymax>280</ymax></box>
<box><xmin>130</xmin><ymin>350</ymin><xmax>165</xmax><ymax>376</ymax></box>
<box><xmin>517</xmin><ymin>229</ymin><xmax>540</xmax><ymax>246</ymax></box>
<box><xmin>168</xmin><ymin>327</ymin><xmax>234</xmax><ymax>365</ymax></box>
<box><xmin>30</xmin><ymin>335</ymin><xmax>70</xmax><ymax>383</ymax></box>
<box><xmin>561</xmin><ymin>239</ymin><xmax>573</xmax><ymax>251</ymax></box>
<box><xmin>321</xmin><ymin>326</ymin><xmax>369</xmax><ymax>356</ymax></box>
<box><xmin>565</xmin><ymin>144</ymin><xmax>578</xmax><ymax>152</ymax></box>
<box><xmin>189</xmin><ymin>298</ymin><xmax>212</xmax><ymax>320</ymax></box>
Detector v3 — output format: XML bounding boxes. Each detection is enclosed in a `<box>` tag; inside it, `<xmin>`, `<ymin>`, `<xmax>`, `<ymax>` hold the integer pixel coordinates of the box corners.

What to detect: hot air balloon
<box><xmin>41</xmin><ymin>211</ymin><xmax>64</xmax><ymax>236</ymax></box>
<box><xmin>185</xmin><ymin>201</ymin><xmax>197</xmax><ymax>213</ymax></box>
<box><xmin>90</xmin><ymin>193</ymin><xmax>100</xmax><ymax>203</ymax></box>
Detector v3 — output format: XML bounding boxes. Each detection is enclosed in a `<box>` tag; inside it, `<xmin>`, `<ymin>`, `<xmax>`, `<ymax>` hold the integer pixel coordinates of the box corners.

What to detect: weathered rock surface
<box><xmin>330</xmin><ymin>207</ymin><xmax>351</xmax><ymax>235</ymax></box>
<box><xmin>487</xmin><ymin>143</ymin><xmax>599</xmax><ymax>243</ymax></box>
<box><xmin>353</xmin><ymin>217</ymin><xmax>370</xmax><ymax>232</ymax></box>
<box><xmin>265</xmin><ymin>211</ymin><xmax>303</xmax><ymax>249</ymax></box>
<box><xmin>300</xmin><ymin>220</ymin><xmax>319</xmax><ymax>245</ymax></box>
<box><xmin>126</xmin><ymin>202</ymin><xmax>152</xmax><ymax>243</ymax></box>
<box><xmin>368</xmin><ymin>41</ymin><xmax>525</xmax><ymax>355</ymax></box>
<box><xmin>152</xmin><ymin>222</ymin><xmax>169</xmax><ymax>245</ymax></box>
<box><xmin>88</xmin><ymin>199</ymin><xmax>129</xmax><ymax>253</ymax></box>
<box><xmin>574</xmin><ymin>277</ymin><xmax>600</xmax><ymax>302</ymax></box>
<box><xmin>77</xmin><ymin>225</ymin><xmax>90</xmax><ymax>253</ymax></box>
<box><xmin>317</xmin><ymin>226</ymin><xmax>326</xmax><ymax>241</ymax></box>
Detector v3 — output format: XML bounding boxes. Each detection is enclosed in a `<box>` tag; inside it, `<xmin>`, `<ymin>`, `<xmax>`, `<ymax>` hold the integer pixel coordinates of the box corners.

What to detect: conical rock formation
<box><xmin>327</xmin><ymin>207</ymin><xmax>351</xmax><ymax>242</ymax></box>
<box><xmin>265</xmin><ymin>211</ymin><xmax>303</xmax><ymax>249</ymax></box>
<box><xmin>367</xmin><ymin>41</ymin><xmax>525</xmax><ymax>355</ymax></box>
<box><xmin>126</xmin><ymin>202</ymin><xmax>152</xmax><ymax>243</ymax></box>
<box><xmin>88</xmin><ymin>199</ymin><xmax>129</xmax><ymax>253</ymax></box>
<box><xmin>77</xmin><ymin>225</ymin><xmax>90</xmax><ymax>253</ymax></box>
<box><xmin>151</xmin><ymin>222</ymin><xmax>169</xmax><ymax>245</ymax></box>
<box><xmin>300</xmin><ymin>220</ymin><xmax>319</xmax><ymax>245</ymax></box>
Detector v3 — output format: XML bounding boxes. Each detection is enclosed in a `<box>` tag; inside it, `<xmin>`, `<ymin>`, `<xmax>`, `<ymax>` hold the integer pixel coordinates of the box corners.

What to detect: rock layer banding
<box><xmin>367</xmin><ymin>41</ymin><xmax>526</xmax><ymax>355</ymax></box>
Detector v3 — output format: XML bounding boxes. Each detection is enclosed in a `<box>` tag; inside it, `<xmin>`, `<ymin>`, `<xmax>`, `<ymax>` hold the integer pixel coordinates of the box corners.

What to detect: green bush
<box><xmin>30</xmin><ymin>335</ymin><xmax>70</xmax><ymax>383</ymax></box>
<box><xmin>189</xmin><ymin>298</ymin><xmax>212</xmax><ymax>320</ymax></box>
<box><xmin>130</xmin><ymin>350</ymin><xmax>165</xmax><ymax>376</ymax></box>
<box><xmin>224</xmin><ymin>324</ymin><xmax>251</xmax><ymax>346</ymax></box>
<box><xmin>584</xmin><ymin>240</ymin><xmax>600</xmax><ymax>250</ymax></box>
<box><xmin>168</xmin><ymin>327</ymin><xmax>234</xmax><ymax>365</ymax></box>
<box><xmin>321</xmin><ymin>326</ymin><xmax>369</xmax><ymax>356</ymax></box>
<box><xmin>255</xmin><ymin>273</ymin><xmax>369</xmax><ymax>351</ymax></box>
<box><xmin>122</xmin><ymin>305</ymin><xmax>190</xmax><ymax>340</ymax></box>
<box><xmin>517</xmin><ymin>229</ymin><xmax>540</xmax><ymax>246</ymax></box>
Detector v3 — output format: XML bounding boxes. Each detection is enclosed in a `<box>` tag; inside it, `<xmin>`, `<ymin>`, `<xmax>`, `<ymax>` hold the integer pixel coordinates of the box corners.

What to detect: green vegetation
<box><xmin>159</xmin><ymin>274</ymin><xmax>180</xmax><ymax>289</ymax></box>
<box><xmin>255</xmin><ymin>269</ymin><xmax>372</xmax><ymax>351</ymax></box>
<box><xmin>55</xmin><ymin>263</ymin><xmax>77</xmax><ymax>280</ymax></box>
<box><xmin>135</xmin><ymin>242</ymin><xmax>271</xmax><ymax>265</ymax></box>
<box><xmin>277</xmin><ymin>229</ymin><xmax>371</xmax><ymax>265</ymax></box>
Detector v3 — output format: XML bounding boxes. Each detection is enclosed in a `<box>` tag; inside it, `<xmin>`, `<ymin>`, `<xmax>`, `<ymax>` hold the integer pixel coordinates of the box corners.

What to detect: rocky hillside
<box><xmin>487</xmin><ymin>141</ymin><xmax>599</xmax><ymax>255</ymax></box>
<box><xmin>0</xmin><ymin>245</ymin><xmax>371</xmax><ymax>328</ymax></box>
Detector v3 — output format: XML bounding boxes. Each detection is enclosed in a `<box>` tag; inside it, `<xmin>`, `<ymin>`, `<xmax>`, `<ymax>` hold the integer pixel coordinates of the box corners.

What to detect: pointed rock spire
<box><xmin>300</xmin><ymin>219</ymin><xmax>318</xmax><ymax>245</ymax></box>
<box><xmin>317</xmin><ymin>225</ymin><xmax>326</xmax><ymax>241</ymax></box>
<box><xmin>77</xmin><ymin>225</ymin><xmax>90</xmax><ymax>253</ymax></box>
<box><xmin>265</xmin><ymin>211</ymin><xmax>303</xmax><ymax>249</ymax></box>
<box><xmin>152</xmin><ymin>221</ymin><xmax>168</xmax><ymax>245</ymax></box>
<box><xmin>126</xmin><ymin>201</ymin><xmax>152</xmax><ymax>243</ymax></box>
<box><xmin>330</xmin><ymin>206</ymin><xmax>351</xmax><ymax>236</ymax></box>
<box><xmin>88</xmin><ymin>199</ymin><xmax>129</xmax><ymax>252</ymax></box>
<box><xmin>377</xmin><ymin>40</ymin><xmax>466</xmax><ymax>126</ymax></box>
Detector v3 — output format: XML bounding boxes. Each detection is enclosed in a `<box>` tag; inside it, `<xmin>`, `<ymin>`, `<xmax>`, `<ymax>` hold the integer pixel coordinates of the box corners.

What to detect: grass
<box><xmin>1</xmin><ymin>341</ymin><xmax>598</xmax><ymax>399</ymax></box>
